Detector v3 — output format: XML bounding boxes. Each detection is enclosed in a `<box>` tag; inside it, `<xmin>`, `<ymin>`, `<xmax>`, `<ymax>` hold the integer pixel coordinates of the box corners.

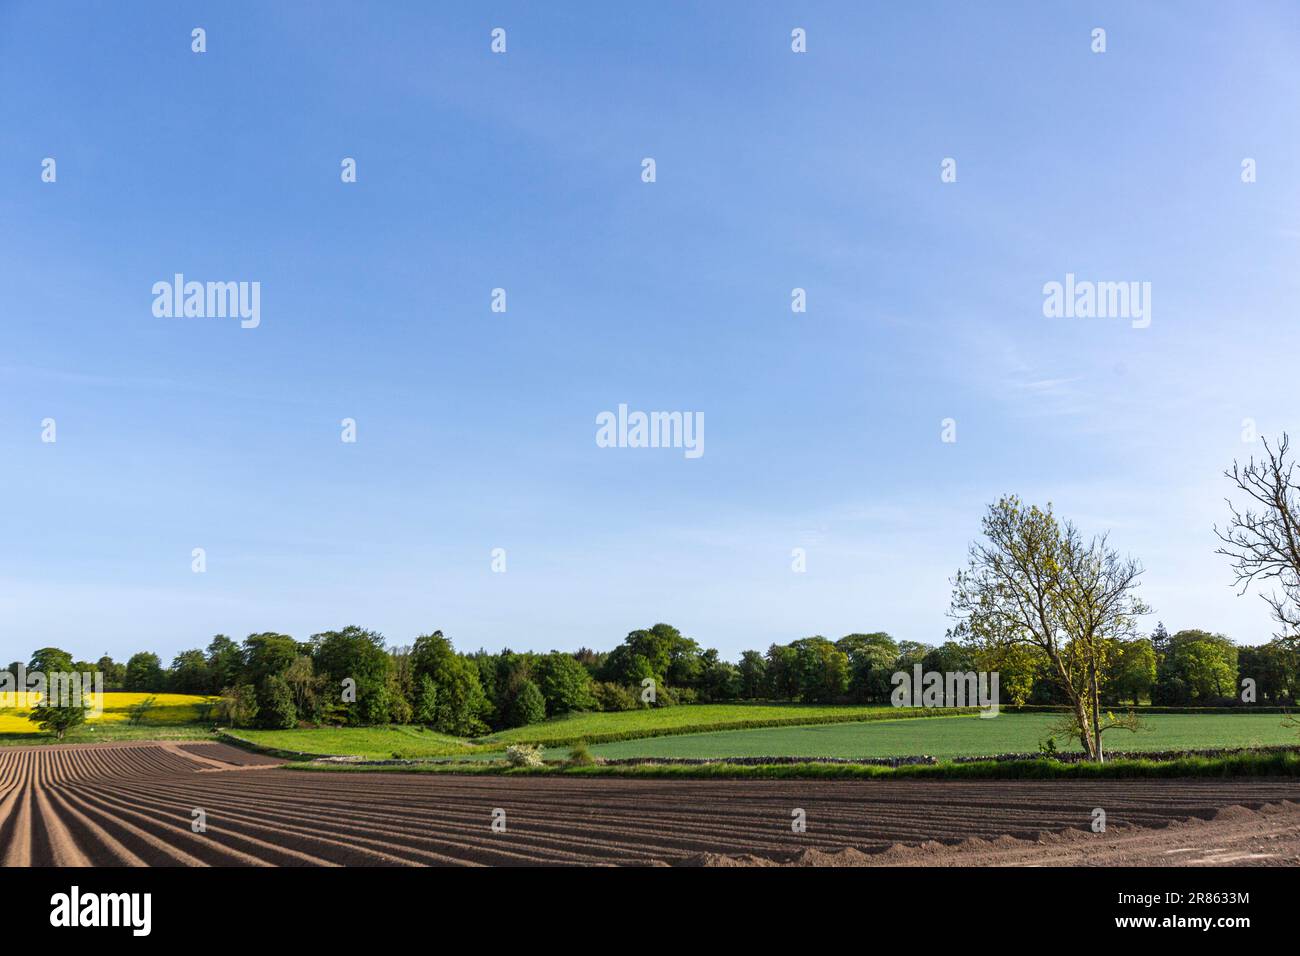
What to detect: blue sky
<box><xmin>2</xmin><ymin>2</ymin><xmax>1298</xmax><ymax>663</ymax></box>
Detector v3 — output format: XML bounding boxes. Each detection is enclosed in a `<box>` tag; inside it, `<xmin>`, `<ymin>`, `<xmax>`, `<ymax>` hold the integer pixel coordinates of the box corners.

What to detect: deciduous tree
<box><xmin>950</xmin><ymin>496</ymin><xmax>1149</xmax><ymax>761</ymax></box>
<box><xmin>1217</xmin><ymin>433</ymin><xmax>1300</xmax><ymax>641</ymax></box>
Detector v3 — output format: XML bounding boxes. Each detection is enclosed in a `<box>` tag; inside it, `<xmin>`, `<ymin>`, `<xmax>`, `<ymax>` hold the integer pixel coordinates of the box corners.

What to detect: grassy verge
<box><xmin>0</xmin><ymin>724</ymin><xmax>215</xmax><ymax>747</ymax></box>
<box><xmin>288</xmin><ymin>748</ymin><xmax>1300</xmax><ymax>781</ymax></box>
<box><xmin>1005</xmin><ymin>704</ymin><xmax>1296</xmax><ymax>715</ymax></box>
<box><xmin>223</xmin><ymin>725</ymin><xmax>495</xmax><ymax>760</ymax></box>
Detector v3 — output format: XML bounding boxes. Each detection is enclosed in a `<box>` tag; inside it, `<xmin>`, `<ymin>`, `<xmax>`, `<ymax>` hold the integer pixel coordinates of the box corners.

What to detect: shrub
<box><xmin>647</xmin><ymin>682</ymin><xmax>679</xmax><ymax>708</ymax></box>
<box><xmin>592</xmin><ymin>681</ymin><xmax>637</xmax><ymax>712</ymax></box>
<box><xmin>505</xmin><ymin>743</ymin><xmax>544</xmax><ymax>768</ymax></box>
<box><xmin>566</xmin><ymin>740</ymin><xmax>596</xmax><ymax>767</ymax></box>
<box><xmin>126</xmin><ymin>695</ymin><xmax>158</xmax><ymax>726</ymax></box>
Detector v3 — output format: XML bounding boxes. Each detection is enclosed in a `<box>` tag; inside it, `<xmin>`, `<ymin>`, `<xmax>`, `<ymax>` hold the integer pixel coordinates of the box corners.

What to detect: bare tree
<box><xmin>950</xmin><ymin>496</ymin><xmax>1148</xmax><ymax>762</ymax></box>
<box><xmin>1216</xmin><ymin>433</ymin><xmax>1300</xmax><ymax>641</ymax></box>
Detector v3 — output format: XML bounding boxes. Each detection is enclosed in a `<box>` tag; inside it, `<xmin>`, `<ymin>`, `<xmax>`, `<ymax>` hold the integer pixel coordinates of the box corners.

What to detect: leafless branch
<box><xmin>1215</xmin><ymin>433</ymin><xmax>1300</xmax><ymax>639</ymax></box>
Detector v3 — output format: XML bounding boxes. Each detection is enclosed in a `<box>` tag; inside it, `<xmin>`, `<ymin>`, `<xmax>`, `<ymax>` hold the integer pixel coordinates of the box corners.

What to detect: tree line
<box><xmin>9</xmin><ymin>618</ymin><xmax>1295</xmax><ymax>738</ymax></box>
<box><xmin>9</xmin><ymin>433</ymin><xmax>1300</xmax><ymax>757</ymax></box>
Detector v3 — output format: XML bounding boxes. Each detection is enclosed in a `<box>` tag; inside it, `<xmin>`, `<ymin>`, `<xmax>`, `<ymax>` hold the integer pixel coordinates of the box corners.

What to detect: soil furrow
<box><xmin>6</xmin><ymin>742</ymin><xmax>1299</xmax><ymax>866</ymax></box>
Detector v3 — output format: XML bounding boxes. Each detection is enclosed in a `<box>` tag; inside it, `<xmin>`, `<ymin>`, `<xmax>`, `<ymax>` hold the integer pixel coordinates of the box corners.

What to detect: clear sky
<box><xmin>2</xmin><ymin>2</ymin><xmax>1298</xmax><ymax>664</ymax></box>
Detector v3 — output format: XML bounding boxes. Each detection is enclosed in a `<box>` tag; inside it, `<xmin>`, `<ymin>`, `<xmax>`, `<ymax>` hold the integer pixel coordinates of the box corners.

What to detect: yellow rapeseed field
<box><xmin>0</xmin><ymin>692</ymin><xmax>219</xmax><ymax>734</ymax></box>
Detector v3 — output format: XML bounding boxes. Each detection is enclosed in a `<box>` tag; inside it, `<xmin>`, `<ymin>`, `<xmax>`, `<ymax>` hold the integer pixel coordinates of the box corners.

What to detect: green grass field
<box><xmin>235</xmin><ymin>711</ymin><xmax>1300</xmax><ymax>763</ymax></box>
<box><xmin>583</xmin><ymin>712</ymin><xmax>1300</xmax><ymax>760</ymax></box>
<box><xmin>231</xmin><ymin>725</ymin><xmax>491</xmax><ymax>759</ymax></box>
<box><xmin>479</xmin><ymin>703</ymin><xmax>917</xmax><ymax>747</ymax></box>
<box><xmin>232</xmin><ymin>707</ymin><xmax>914</xmax><ymax>759</ymax></box>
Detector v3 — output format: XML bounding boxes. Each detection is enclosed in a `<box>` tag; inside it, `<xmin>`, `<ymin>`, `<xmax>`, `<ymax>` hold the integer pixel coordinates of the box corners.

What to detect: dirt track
<box><xmin>2</xmin><ymin>741</ymin><xmax>1297</xmax><ymax>866</ymax></box>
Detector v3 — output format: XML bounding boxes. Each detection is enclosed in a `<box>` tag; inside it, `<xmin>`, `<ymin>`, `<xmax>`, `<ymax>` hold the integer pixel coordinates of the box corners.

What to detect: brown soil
<box><xmin>2</xmin><ymin>741</ymin><xmax>1297</xmax><ymax>866</ymax></box>
<box><xmin>686</xmin><ymin>801</ymin><xmax>1300</xmax><ymax>866</ymax></box>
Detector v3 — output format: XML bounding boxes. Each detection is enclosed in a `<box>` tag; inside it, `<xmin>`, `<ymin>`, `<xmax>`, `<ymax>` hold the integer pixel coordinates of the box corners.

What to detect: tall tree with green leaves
<box><xmin>123</xmin><ymin>652</ymin><xmax>165</xmax><ymax>692</ymax></box>
<box><xmin>1160</xmin><ymin>630</ymin><xmax>1237</xmax><ymax>702</ymax></box>
<box><xmin>1149</xmin><ymin>621</ymin><xmax>1171</xmax><ymax>661</ymax></box>
<box><xmin>789</xmin><ymin>637</ymin><xmax>850</xmax><ymax>703</ymax></box>
<box><xmin>242</xmin><ymin>633</ymin><xmax>299</xmax><ymax>683</ymax></box>
<box><xmin>837</xmin><ymin>633</ymin><xmax>898</xmax><ymax>704</ymax></box>
<box><xmin>205</xmin><ymin>635</ymin><xmax>245</xmax><ymax>692</ymax></box>
<box><xmin>532</xmin><ymin>652</ymin><xmax>595</xmax><ymax>715</ymax></box>
<box><xmin>216</xmin><ymin>684</ymin><xmax>258</xmax><ymax>728</ymax></box>
<box><xmin>504</xmin><ymin>679</ymin><xmax>546</xmax><ymax>727</ymax></box>
<box><xmin>96</xmin><ymin>655</ymin><xmax>126</xmax><ymax>688</ymax></box>
<box><xmin>28</xmin><ymin>647</ymin><xmax>75</xmax><ymax>675</ymax></box>
<box><xmin>950</xmin><ymin>496</ymin><xmax>1149</xmax><ymax>761</ymax></box>
<box><xmin>411</xmin><ymin>631</ymin><xmax>490</xmax><ymax>736</ymax></box>
<box><xmin>168</xmin><ymin>649</ymin><xmax>211</xmax><ymax>694</ymax></box>
<box><xmin>311</xmin><ymin>626</ymin><xmax>394</xmax><ymax>724</ymax></box>
<box><xmin>284</xmin><ymin>655</ymin><xmax>322</xmax><ymax>721</ymax></box>
<box><xmin>737</xmin><ymin>650</ymin><xmax>768</xmax><ymax>699</ymax></box>
<box><xmin>1105</xmin><ymin>638</ymin><xmax>1156</xmax><ymax>706</ymax></box>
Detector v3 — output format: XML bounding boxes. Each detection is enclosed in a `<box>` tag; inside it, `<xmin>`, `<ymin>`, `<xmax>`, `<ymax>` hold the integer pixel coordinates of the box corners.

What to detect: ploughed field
<box><xmin>3</xmin><ymin>741</ymin><xmax>1298</xmax><ymax>866</ymax></box>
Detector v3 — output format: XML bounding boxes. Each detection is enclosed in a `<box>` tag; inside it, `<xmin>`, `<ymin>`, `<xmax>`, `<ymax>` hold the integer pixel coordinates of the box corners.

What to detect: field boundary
<box><xmin>290</xmin><ymin>747</ymin><xmax>1300</xmax><ymax>781</ymax></box>
<box><xmin>596</xmin><ymin>743</ymin><xmax>1300</xmax><ymax>767</ymax></box>
<box><xmin>289</xmin><ymin>742</ymin><xmax>1300</xmax><ymax>770</ymax></box>
<box><xmin>1004</xmin><ymin>704</ymin><xmax>1296</xmax><ymax>716</ymax></box>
